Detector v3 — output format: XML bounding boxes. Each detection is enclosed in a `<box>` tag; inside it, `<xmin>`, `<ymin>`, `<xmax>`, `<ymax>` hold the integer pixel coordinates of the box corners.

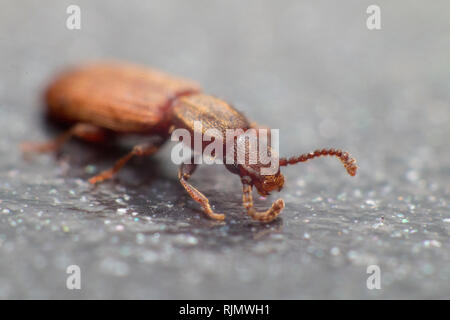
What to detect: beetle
<box><xmin>22</xmin><ymin>61</ymin><xmax>357</xmax><ymax>222</ymax></box>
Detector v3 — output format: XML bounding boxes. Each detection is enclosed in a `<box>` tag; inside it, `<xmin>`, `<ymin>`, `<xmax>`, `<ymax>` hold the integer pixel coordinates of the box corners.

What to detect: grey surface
<box><xmin>0</xmin><ymin>0</ymin><xmax>449</xmax><ymax>299</ymax></box>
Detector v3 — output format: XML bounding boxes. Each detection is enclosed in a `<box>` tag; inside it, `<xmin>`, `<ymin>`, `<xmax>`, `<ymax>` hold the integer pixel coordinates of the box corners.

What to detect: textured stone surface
<box><xmin>0</xmin><ymin>0</ymin><xmax>448</xmax><ymax>299</ymax></box>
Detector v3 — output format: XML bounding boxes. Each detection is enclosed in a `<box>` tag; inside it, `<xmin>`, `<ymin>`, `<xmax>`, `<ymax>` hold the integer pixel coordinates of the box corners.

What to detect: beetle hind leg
<box><xmin>21</xmin><ymin>123</ymin><xmax>107</xmax><ymax>154</ymax></box>
<box><xmin>178</xmin><ymin>161</ymin><xmax>225</xmax><ymax>221</ymax></box>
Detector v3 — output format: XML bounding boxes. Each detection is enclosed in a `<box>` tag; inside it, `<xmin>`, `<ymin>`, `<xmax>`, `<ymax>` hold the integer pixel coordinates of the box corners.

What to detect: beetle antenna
<box><xmin>279</xmin><ymin>148</ymin><xmax>357</xmax><ymax>176</ymax></box>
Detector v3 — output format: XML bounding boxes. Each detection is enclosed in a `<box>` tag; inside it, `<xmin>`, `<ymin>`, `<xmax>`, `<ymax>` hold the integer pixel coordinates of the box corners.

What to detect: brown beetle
<box><xmin>22</xmin><ymin>61</ymin><xmax>357</xmax><ymax>222</ymax></box>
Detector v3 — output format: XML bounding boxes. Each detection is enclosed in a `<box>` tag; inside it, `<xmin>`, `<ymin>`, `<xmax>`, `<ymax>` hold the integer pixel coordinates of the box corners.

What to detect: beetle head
<box><xmin>252</xmin><ymin>172</ymin><xmax>285</xmax><ymax>196</ymax></box>
<box><xmin>233</xmin><ymin>130</ymin><xmax>285</xmax><ymax>196</ymax></box>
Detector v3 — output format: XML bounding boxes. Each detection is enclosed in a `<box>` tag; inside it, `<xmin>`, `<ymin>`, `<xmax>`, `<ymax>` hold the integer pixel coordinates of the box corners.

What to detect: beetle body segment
<box><xmin>46</xmin><ymin>62</ymin><xmax>201</xmax><ymax>133</ymax></box>
<box><xmin>172</xmin><ymin>94</ymin><xmax>251</xmax><ymax>156</ymax></box>
<box><xmin>172</xmin><ymin>94</ymin><xmax>250</xmax><ymax>136</ymax></box>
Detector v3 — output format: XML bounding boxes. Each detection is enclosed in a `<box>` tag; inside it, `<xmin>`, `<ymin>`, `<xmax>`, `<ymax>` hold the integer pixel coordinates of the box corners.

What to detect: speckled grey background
<box><xmin>0</xmin><ymin>0</ymin><xmax>449</xmax><ymax>299</ymax></box>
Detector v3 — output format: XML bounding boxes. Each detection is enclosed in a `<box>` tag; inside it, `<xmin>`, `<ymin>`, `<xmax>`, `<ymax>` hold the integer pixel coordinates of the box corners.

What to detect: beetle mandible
<box><xmin>22</xmin><ymin>61</ymin><xmax>357</xmax><ymax>222</ymax></box>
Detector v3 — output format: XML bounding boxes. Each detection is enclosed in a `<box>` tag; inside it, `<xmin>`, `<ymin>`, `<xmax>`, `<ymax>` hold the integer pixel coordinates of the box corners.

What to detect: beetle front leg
<box><xmin>178</xmin><ymin>161</ymin><xmax>225</xmax><ymax>221</ymax></box>
<box><xmin>241</xmin><ymin>177</ymin><xmax>284</xmax><ymax>222</ymax></box>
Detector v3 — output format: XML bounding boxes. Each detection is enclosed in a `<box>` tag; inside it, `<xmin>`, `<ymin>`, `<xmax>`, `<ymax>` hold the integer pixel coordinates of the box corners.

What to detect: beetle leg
<box><xmin>21</xmin><ymin>123</ymin><xmax>108</xmax><ymax>153</ymax></box>
<box><xmin>89</xmin><ymin>142</ymin><xmax>160</xmax><ymax>184</ymax></box>
<box><xmin>241</xmin><ymin>177</ymin><xmax>284</xmax><ymax>222</ymax></box>
<box><xmin>178</xmin><ymin>161</ymin><xmax>225</xmax><ymax>221</ymax></box>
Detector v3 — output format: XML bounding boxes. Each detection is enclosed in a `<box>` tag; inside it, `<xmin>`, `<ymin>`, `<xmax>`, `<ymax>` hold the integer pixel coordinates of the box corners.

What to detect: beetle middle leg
<box><xmin>89</xmin><ymin>142</ymin><xmax>161</xmax><ymax>184</ymax></box>
<box><xmin>178</xmin><ymin>160</ymin><xmax>225</xmax><ymax>221</ymax></box>
<box><xmin>241</xmin><ymin>176</ymin><xmax>284</xmax><ymax>222</ymax></box>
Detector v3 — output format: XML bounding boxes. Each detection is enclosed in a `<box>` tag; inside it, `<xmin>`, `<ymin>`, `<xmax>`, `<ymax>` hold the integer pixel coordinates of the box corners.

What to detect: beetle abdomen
<box><xmin>45</xmin><ymin>62</ymin><xmax>201</xmax><ymax>133</ymax></box>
